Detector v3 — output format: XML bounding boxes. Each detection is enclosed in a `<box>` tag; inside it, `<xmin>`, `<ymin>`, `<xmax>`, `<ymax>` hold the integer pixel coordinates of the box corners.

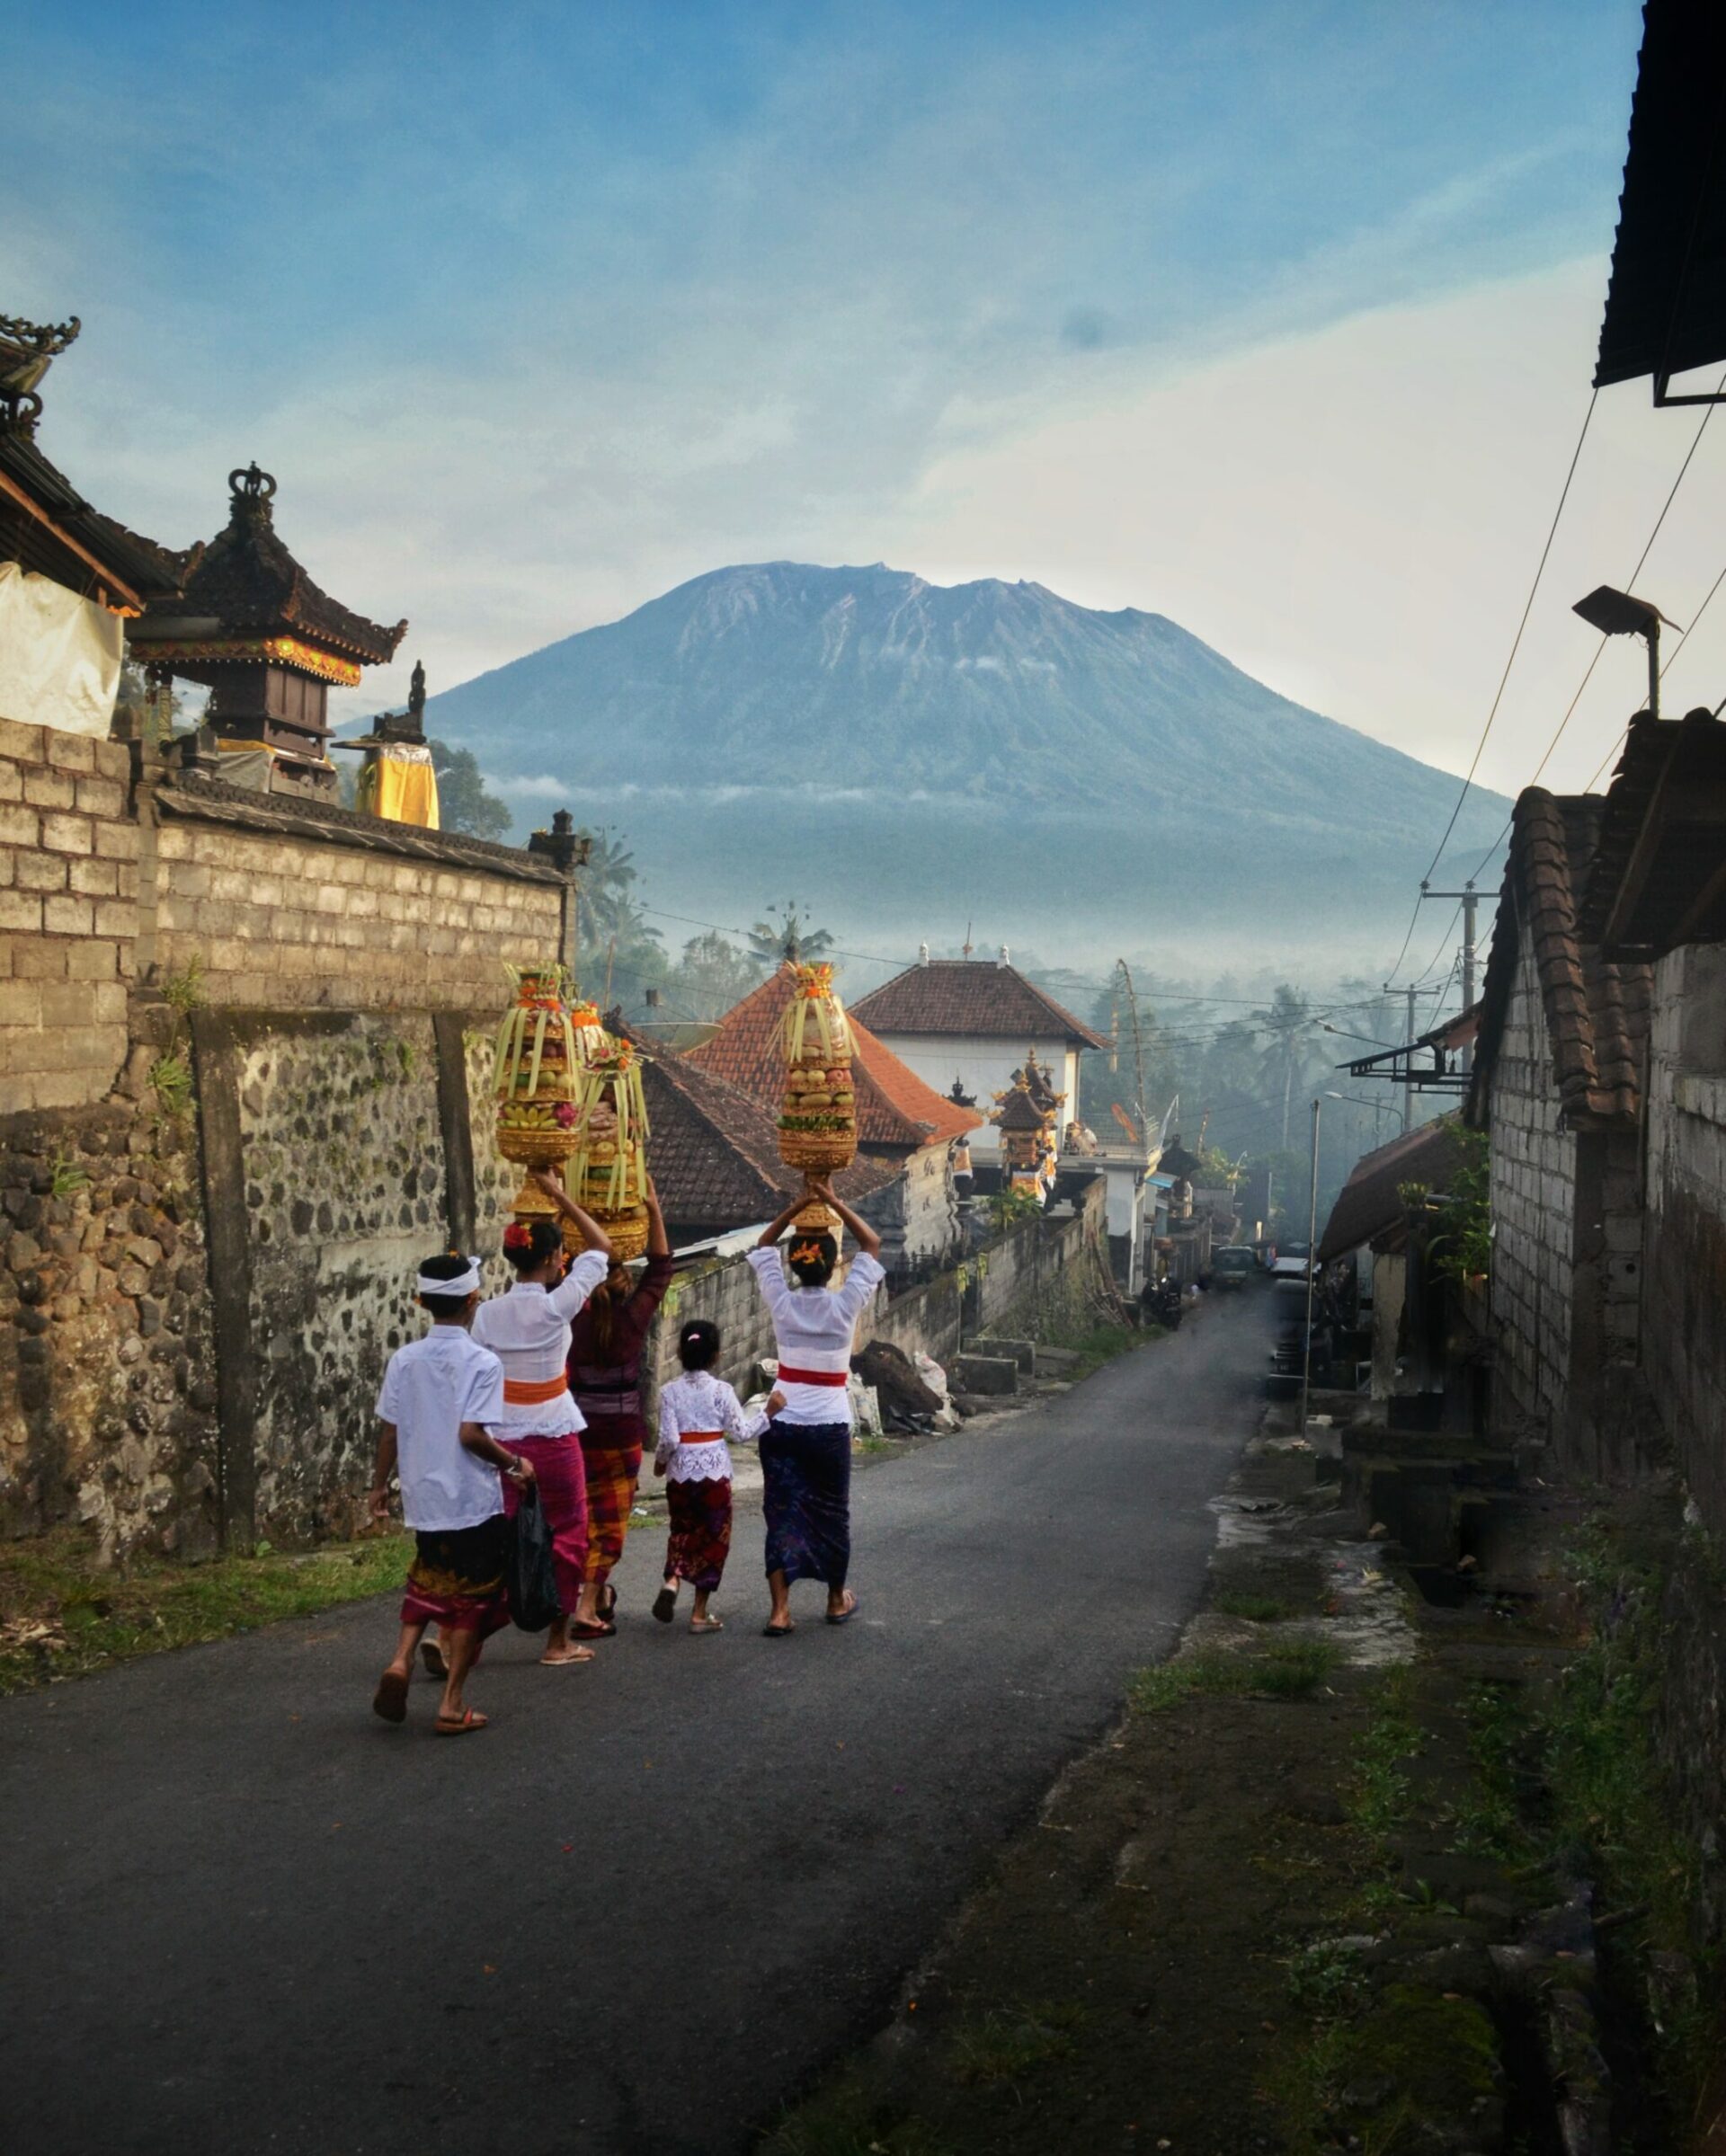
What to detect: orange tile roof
<box><xmin>685</xmin><ymin>965</ymin><xmax>968</xmax><ymax>1150</ymax></box>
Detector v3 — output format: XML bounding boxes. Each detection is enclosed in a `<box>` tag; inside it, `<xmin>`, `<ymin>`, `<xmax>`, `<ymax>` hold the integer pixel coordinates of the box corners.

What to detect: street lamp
<box><xmin>1324</xmin><ymin>1087</ymin><xmax>1395</xmax><ymax>1130</ymax></box>
<box><xmin>1300</xmin><ymin>1096</ymin><xmax>1321</xmax><ymax>1440</ymax></box>
<box><xmin>1571</xmin><ymin>585</ymin><xmax>1677</xmax><ymax>721</ymax></box>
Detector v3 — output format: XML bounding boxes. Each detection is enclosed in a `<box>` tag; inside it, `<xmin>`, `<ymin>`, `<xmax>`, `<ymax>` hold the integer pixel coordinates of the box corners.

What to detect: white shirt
<box><xmin>471</xmin><ymin>1250</ymin><xmax>610</xmax><ymax>1437</ymax></box>
<box><xmin>746</xmin><ymin>1247</ymin><xmax>885</xmax><ymax>1425</ymax></box>
<box><xmin>654</xmin><ymin>1369</ymin><xmax>768</xmax><ymax>1484</ymax></box>
<box><xmin>375</xmin><ymin>1325</ymin><xmax>507</xmax><ymax>1531</ymax></box>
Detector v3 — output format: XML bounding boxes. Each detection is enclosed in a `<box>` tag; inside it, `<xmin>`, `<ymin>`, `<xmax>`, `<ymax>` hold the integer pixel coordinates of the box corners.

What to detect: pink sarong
<box><xmin>498</xmin><ymin>1433</ymin><xmax>589</xmax><ymax>1614</ymax></box>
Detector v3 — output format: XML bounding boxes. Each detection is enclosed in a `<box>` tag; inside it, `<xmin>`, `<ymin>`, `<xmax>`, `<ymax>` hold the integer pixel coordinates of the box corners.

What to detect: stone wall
<box><xmin>1</xmin><ymin>710</ymin><xmax>578</xmax><ymax>1557</ymax></box>
<box><xmin>1641</xmin><ymin>944</ymin><xmax>1726</xmax><ymax>1537</ymax></box>
<box><xmin>1486</xmin><ymin>909</ymin><xmax>1579</xmax><ymax>1440</ymax></box>
<box><xmin>858</xmin><ymin>1142</ymin><xmax>962</xmax><ymax>1276</ymax></box>
<box><xmin>0</xmin><ymin>1098</ymin><xmax>219</xmax><ymax>1557</ymax></box>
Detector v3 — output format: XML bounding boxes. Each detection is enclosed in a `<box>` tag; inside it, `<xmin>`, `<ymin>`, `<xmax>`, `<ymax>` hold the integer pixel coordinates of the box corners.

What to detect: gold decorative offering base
<box><xmin>568</xmin><ymin>1203</ymin><xmax>648</xmax><ymax>1264</ymax></box>
<box><xmin>792</xmin><ymin>1199</ymin><xmax>841</xmax><ymax>1237</ymax></box>
<box><xmin>778</xmin><ymin>1128</ymin><xmax>857</xmax><ymax>1175</ymax></box>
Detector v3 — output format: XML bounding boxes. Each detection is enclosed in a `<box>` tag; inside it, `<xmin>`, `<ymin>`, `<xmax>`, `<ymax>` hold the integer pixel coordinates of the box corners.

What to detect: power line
<box><xmin>1383</xmin><ymin>387</ymin><xmax>1600</xmax><ymax>987</ymax></box>
<box><xmin>1468</xmin><ymin>368</ymin><xmax>1726</xmax><ymax>876</ymax></box>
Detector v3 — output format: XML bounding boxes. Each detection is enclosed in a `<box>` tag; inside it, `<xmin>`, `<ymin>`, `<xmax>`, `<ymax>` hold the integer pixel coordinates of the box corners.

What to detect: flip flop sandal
<box><xmin>825</xmin><ymin>1595</ymin><xmax>859</xmax><ymax>1627</ymax></box>
<box><xmin>572</xmin><ymin>1618</ymin><xmax>617</xmax><ymax>1638</ymax></box>
<box><xmin>433</xmin><ymin>1708</ymin><xmax>488</xmax><ymax>1735</ymax></box>
<box><xmin>372</xmin><ymin>1669</ymin><xmax>410</xmax><ymax>1723</ymax></box>
<box><xmin>761</xmin><ymin>1620</ymin><xmax>794</xmax><ymax>1638</ymax></box>
<box><xmin>652</xmin><ymin>1587</ymin><xmax>678</xmax><ymax>1624</ymax></box>
<box><xmin>539</xmin><ymin>1646</ymin><xmax>596</xmax><ymax>1665</ymax></box>
<box><xmin>690</xmin><ymin>1617</ymin><xmax>725</xmax><ymax>1633</ymax></box>
<box><xmin>419</xmin><ymin>1641</ymin><xmax>448</xmax><ymax>1681</ymax></box>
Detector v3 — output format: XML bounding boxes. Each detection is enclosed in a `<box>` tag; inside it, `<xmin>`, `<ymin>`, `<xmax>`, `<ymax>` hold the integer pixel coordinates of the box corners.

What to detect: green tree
<box><xmin>428</xmin><ymin>739</ymin><xmax>512</xmax><ymax>841</ymax></box>
<box><xmin>1251</xmin><ymin>984</ymin><xmax>1317</xmax><ymax>1151</ymax></box>
<box><xmin>672</xmin><ymin>931</ymin><xmax>760</xmax><ymax>1016</ymax></box>
<box><xmin>747</xmin><ymin>901</ymin><xmax>834</xmax><ymax>971</ymax></box>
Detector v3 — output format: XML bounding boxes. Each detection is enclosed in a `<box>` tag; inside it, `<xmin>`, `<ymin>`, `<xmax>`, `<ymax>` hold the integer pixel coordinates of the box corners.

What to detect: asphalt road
<box><xmin>4</xmin><ymin>1293</ymin><xmax>1267</xmax><ymax>2156</ymax></box>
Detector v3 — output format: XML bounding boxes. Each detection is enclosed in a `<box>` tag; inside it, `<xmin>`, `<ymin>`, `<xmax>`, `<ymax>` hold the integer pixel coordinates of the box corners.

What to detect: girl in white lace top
<box><xmin>651</xmin><ymin>1319</ymin><xmax>776</xmax><ymax>1634</ymax></box>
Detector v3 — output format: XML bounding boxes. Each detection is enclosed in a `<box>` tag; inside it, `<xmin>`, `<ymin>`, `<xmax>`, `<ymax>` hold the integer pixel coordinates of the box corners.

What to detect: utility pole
<box><xmin>1423</xmin><ymin>880</ymin><xmax>1480</xmax><ymax>1069</ymax></box>
<box><xmin>1384</xmin><ymin>980</ymin><xmax>1419</xmax><ymax>1134</ymax></box>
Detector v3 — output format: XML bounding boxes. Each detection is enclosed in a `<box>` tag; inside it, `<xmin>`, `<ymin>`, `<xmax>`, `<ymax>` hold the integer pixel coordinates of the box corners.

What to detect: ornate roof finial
<box><xmin>0</xmin><ymin>313</ymin><xmax>82</xmax><ymax>436</ymax></box>
<box><xmin>227</xmin><ymin>462</ymin><xmax>278</xmax><ymax>519</ymax></box>
<box><xmin>408</xmin><ymin>658</ymin><xmax>426</xmax><ymax>721</ymax></box>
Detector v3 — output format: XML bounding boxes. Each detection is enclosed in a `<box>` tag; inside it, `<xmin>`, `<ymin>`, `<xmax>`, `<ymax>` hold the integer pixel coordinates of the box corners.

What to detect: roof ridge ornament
<box><xmin>0</xmin><ymin>313</ymin><xmax>82</xmax><ymax>437</ymax></box>
<box><xmin>227</xmin><ymin>462</ymin><xmax>278</xmax><ymax>517</ymax></box>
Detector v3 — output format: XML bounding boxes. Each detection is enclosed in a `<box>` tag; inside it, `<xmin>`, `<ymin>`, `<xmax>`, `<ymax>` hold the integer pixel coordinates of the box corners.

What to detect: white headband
<box><xmin>417</xmin><ymin>1257</ymin><xmax>482</xmax><ymax>1299</ymax></box>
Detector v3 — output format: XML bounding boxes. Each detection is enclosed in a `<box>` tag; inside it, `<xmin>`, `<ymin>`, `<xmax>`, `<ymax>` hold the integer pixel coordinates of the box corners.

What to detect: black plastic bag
<box><xmin>506</xmin><ymin>1486</ymin><xmax>561</xmax><ymax>1633</ymax></box>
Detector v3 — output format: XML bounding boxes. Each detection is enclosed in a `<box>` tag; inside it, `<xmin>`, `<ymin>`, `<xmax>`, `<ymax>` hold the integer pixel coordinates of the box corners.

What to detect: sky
<box><xmin>10</xmin><ymin>0</ymin><xmax>1709</xmax><ymax>888</ymax></box>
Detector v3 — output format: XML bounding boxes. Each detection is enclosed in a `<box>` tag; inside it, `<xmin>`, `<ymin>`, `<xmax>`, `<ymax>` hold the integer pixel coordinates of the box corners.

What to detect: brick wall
<box><xmin>0</xmin><ymin>716</ymin><xmax>139</xmax><ymax>1110</ymax></box>
<box><xmin>1486</xmin><ymin>909</ymin><xmax>1580</xmax><ymax>1441</ymax></box>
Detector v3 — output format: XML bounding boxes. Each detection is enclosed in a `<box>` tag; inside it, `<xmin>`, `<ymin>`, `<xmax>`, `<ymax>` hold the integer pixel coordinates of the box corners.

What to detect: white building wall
<box><xmin>867</xmin><ymin>1031</ymin><xmax>1083</xmax><ymax>1157</ymax></box>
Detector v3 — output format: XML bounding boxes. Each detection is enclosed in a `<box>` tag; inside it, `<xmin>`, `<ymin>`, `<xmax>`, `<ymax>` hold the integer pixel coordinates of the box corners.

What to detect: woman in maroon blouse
<box><xmin>565</xmin><ymin>1182</ymin><xmax>674</xmax><ymax>1637</ymax></box>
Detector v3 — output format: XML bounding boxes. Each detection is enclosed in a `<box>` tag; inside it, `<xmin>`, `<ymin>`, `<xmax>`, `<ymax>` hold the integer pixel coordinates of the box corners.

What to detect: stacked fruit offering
<box><xmin>494</xmin><ymin>965</ymin><xmax>589</xmax><ymax>1220</ymax></box>
<box><xmin>568</xmin><ymin>1036</ymin><xmax>652</xmax><ymax>1262</ymax></box>
<box><xmin>777</xmin><ymin>962</ymin><xmax>858</xmax><ymax>1175</ymax></box>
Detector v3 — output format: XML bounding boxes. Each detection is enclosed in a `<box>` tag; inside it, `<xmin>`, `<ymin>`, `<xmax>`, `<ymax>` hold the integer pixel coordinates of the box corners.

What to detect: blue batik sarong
<box><xmin>760</xmin><ymin>1418</ymin><xmax>851</xmax><ymax>1588</ymax></box>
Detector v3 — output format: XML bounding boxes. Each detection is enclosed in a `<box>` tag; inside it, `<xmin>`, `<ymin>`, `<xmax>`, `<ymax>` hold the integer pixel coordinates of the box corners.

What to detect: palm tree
<box><xmin>746</xmin><ymin>901</ymin><xmax>835</xmax><ymax>972</ymax></box>
<box><xmin>1251</xmin><ymin>985</ymin><xmax>1315</xmax><ymax>1151</ymax></box>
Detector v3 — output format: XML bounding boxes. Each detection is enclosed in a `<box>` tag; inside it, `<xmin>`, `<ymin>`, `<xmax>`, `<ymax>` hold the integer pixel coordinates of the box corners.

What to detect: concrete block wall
<box><xmin>1487</xmin><ymin>912</ymin><xmax>1579</xmax><ymax>1440</ymax></box>
<box><xmin>0</xmin><ymin>717</ymin><xmax>139</xmax><ymax>1109</ymax></box>
<box><xmin>147</xmin><ymin>809</ymin><xmax>565</xmax><ymax>1012</ymax></box>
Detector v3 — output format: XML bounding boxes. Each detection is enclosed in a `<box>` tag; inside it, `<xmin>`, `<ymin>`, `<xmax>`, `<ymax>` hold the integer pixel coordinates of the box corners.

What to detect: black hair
<box><xmin>418</xmin><ymin>1249</ymin><xmax>476</xmax><ymax>1320</ymax></box>
<box><xmin>677</xmin><ymin>1318</ymin><xmax>721</xmax><ymax>1371</ymax></box>
<box><xmin>503</xmin><ymin>1219</ymin><xmax>565</xmax><ymax>1275</ymax></box>
<box><xmin>787</xmin><ymin>1232</ymin><xmax>838</xmax><ymax>1289</ymax></box>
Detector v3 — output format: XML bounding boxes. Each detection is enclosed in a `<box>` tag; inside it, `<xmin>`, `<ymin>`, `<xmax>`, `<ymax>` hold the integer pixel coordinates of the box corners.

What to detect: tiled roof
<box><xmin>685</xmin><ymin>966</ymin><xmax>956</xmax><ymax>1151</ymax></box>
<box><xmin>851</xmin><ymin>958</ymin><xmax>1108</xmax><ymax>1049</ymax></box>
<box><xmin>635</xmin><ymin>1035</ymin><xmax>896</xmax><ymax>1237</ymax></box>
<box><xmin>1318</xmin><ymin>1118</ymin><xmax>1464</xmax><ymax>1264</ymax></box>
<box><xmin>135</xmin><ymin>466</ymin><xmax>406</xmax><ymax>666</ymax></box>
<box><xmin>1467</xmin><ymin>788</ymin><xmax>1650</xmax><ymax>1131</ymax></box>
<box><xmin>1577</xmin><ymin>708</ymin><xmax>1726</xmax><ymax>954</ymax></box>
<box><xmin>0</xmin><ymin>425</ymin><xmax>193</xmax><ymax>608</ymax></box>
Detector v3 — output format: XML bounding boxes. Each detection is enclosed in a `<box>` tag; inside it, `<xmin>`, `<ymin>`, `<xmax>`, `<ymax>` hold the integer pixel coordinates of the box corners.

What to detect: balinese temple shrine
<box><xmin>127</xmin><ymin>463</ymin><xmax>406</xmax><ymax>795</ymax></box>
<box><xmin>993</xmin><ymin>1075</ymin><xmax>1055</xmax><ymax>1199</ymax></box>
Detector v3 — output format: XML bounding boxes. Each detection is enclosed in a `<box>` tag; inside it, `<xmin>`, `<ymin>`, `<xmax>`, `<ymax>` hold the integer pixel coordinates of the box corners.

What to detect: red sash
<box><xmin>776</xmin><ymin>1364</ymin><xmax>848</xmax><ymax>1388</ymax></box>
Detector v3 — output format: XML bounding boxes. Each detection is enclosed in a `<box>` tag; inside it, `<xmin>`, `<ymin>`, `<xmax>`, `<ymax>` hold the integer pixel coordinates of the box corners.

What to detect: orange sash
<box><xmin>503</xmin><ymin>1374</ymin><xmax>569</xmax><ymax>1406</ymax></box>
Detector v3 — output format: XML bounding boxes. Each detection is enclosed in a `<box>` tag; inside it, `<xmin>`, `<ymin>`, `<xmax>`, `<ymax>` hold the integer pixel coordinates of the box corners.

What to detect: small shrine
<box><xmin>128</xmin><ymin>462</ymin><xmax>406</xmax><ymax>792</ymax></box>
<box><xmin>992</xmin><ymin>1075</ymin><xmax>1054</xmax><ymax>1194</ymax></box>
<box><xmin>333</xmin><ymin>659</ymin><xmax>440</xmax><ymax>829</ymax></box>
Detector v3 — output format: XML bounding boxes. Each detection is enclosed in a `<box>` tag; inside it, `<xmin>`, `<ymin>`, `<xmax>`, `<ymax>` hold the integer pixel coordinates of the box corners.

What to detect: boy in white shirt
<box><xmin>368</xmin><ymin>1252</ymin><xmax>534</xmax><ymax>1735</ymax></box>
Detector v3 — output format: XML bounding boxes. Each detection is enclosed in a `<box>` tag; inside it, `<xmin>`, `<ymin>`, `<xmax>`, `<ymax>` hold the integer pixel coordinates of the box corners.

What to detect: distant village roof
<box><xmin>631</xmin><ymin>1033</ymin><xmax>895</xmax><ymax>1236</ymax></box>
<box><xmin>851</xmin><ymin>957</ymin><xmax>1108</xmax><ymax>1050</ymax></box>
<box><xmin>1318</xmin><ymin>1118</ymin><xmax>1465</xmax><ymax>1265</ymax></box>
<box><xmin>1468</xmin><ymin>789</ymin><xmax>1650</xmax><ymax>1131</ymax></box>
<box><xmin>133</xmin><ymin>464</ymin><xmax>407</xmax><ymax>670</ymax></box>
<box><xmin>0</xmin><ymin>315</ymin><xmax>191</xmax><ymax>611</ymax></box>
<box><xmin>1158</xmin><ymin>1137</ymin><xmax>1205</xmax><ymax>1181</ymax></box>
<box><xmin>686</xmin><ymin>965</ymin><xmax>968</xmax><ymax>1150</ymax></box>
<box><xmin>1577</xmin><ymin>708</ymin><xmax>1726</xmax><ymax>955</ymax></box>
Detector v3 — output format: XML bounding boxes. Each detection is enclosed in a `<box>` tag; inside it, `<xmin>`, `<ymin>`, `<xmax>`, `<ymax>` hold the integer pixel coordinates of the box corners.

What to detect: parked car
<box><xmin>1211</xmin><ymin>1245</ymin><xmax>1258</xmax><ymax>1289</ymax></box>
<box><xmin>1269</xmin><ymin>1239</ymin><xmax>1313</xmax><ymax>1282</ymax></box>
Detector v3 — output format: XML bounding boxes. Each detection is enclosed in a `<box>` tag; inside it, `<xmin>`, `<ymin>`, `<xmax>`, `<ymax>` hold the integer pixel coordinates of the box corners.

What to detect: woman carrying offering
<box><xmin>467</xmin><ymin>1169</ymin><xmax>613</xmax><ymax>1667</ymax></box>
<box><xmin>564</xmin><ymin>1181</ymin><xmax>675</xmax><ymax>1638</ymax></box>
<box><xmin>747</xmin><ymin>1176</ymin><xmax>885</xmax><ymax>1636</ymax></box>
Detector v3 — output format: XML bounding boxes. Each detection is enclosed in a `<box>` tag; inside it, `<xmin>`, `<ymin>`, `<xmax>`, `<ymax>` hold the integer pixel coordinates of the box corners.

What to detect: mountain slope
<box><xmin>424</xmin><ymin>562</ymin><xmax>1509</xmax><ymax>969</ymax></box>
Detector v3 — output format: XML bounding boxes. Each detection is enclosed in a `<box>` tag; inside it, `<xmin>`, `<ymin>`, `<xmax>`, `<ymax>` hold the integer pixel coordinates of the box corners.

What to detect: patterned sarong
<box><xmin>402</xmin><ymin>1515</ymin><xmax>512</xmax><ymax>1637</ymax></box>
<box><xmin>760</xmin><ymin>1419</ymin><xmax>851</xmax><ymax>1589</ymax></box>
<box><xmin>580</xmin><ymin>1439</ymin><xmax>641</xmax><ymax>1589</ymax></box>
<box><xmin>664</xmin><ymin>1476</ymin><xmax>733</xmax><ymax>1593</ymax></box>
<box><xmin>498</xmin><ymin>1433</ymin><xmax>588</xmax><ymax>1613</ymax></box>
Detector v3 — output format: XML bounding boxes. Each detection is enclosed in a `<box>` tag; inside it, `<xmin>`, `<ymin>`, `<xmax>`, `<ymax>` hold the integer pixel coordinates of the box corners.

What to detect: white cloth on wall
<box><xmin>0</xmin><ymin>561</ymin><xmax>123</xmax><ymax>737</ymax></box>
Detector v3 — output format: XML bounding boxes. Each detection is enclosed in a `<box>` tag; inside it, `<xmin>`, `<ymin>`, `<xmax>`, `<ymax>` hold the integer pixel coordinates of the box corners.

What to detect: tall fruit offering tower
<box><xmin>776</xmin><ymin>963</ymin><xmax>858</xmax><ymax>1176</ymax></box>
<box><xmin>493</xmin><ymin>968</ymin><xmax>604</xmax><ymax>1221</ymax></box>
<box><xmin>568</xmin><ymin>1035</ymin><xmax>653</xmax><ymax>1262</ymax></box>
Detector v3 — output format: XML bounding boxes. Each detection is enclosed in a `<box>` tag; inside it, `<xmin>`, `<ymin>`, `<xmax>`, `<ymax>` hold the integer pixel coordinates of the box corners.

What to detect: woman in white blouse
<box><xmin>746</xmin><ymin>1176</ymin><xmax>885</xmax><ymax>1637</ymax></box>
<box><xmin>467</xmin><ymin>1169</ymin><xmax>612</xmax><ymax>1666</ymax></box>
